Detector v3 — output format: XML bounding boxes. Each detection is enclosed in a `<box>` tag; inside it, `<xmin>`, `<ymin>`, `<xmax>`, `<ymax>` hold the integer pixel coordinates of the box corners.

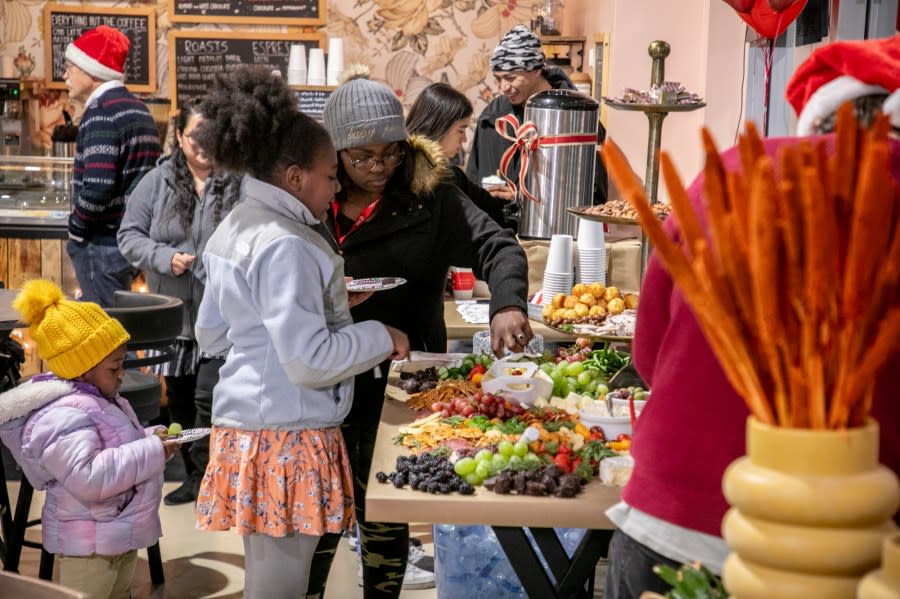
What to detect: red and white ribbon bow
<box><xmin>494</xmin><ymin>114</ymin><xmax>598</xmax><ymax>203</ymax></box>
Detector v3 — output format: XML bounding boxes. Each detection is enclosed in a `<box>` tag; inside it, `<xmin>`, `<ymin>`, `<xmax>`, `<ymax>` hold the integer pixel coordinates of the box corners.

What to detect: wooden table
<box><xmin>368</xmin><ymin>397</ymin><xmax>622</xmax><ymax>598</ymax></box>
<box><xmin>443</xmin><ymin>299</ymin><xmax>575</xmax><ymax>344</ymax></box>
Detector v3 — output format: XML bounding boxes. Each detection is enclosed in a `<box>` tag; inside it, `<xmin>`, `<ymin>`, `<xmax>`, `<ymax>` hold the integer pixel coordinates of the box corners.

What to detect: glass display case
<box><xmin>0</xmin><ymin>155</ymin><xmax>72</xmax><ymax>238</ymax></box>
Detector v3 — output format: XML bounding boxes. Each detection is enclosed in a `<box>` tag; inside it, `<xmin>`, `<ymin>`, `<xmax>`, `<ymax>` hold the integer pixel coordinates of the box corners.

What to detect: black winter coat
<box><xmin>316</xmin><ymin>136</ymin><xmax>529</xmax><ymax>425</ymax></box>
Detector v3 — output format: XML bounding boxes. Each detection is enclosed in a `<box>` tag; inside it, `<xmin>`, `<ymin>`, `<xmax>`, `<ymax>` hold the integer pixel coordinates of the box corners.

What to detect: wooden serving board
<box><xmin>385</xmin><ymin>355</ymin><xmax>466</xmax><ymax>403</ymax></box>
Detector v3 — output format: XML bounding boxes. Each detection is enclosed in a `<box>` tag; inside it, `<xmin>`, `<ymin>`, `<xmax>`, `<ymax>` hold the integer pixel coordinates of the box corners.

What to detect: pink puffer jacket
<box><xmin>0</xmin><ymin>376</ymin><xmax>166</xmax><ymax>556</ymax></box>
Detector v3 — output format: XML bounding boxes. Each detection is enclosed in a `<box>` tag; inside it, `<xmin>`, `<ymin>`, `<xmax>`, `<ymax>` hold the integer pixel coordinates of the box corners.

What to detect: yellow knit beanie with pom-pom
<box><xmin>12</xmin><ymin>279</ymin><xmax>130</xmax><ymax>379</ymax></box>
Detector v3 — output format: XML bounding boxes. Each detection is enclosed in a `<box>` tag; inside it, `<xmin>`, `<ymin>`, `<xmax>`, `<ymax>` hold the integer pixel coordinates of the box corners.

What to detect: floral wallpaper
<box><xmin>0</xmin><ymin>0</ymin><xmax>541</xmax><ymax>151</ymax></box>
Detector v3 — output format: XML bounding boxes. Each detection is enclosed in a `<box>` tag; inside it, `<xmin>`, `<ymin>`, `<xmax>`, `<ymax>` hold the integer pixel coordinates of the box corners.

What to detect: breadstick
<box><xmin>661</xmin><ymin>153</ymin><xmax>705</xmax><ymax>258</ymax></box>
<box><xmin>830</xmin><ymin>103</ymin><xmax>859</xmax><ymax>219</ymax></box>
<box><xmin>747</xmin><ymin>158</ymin><xmax>788</xmax><ymax>423</ymax></box>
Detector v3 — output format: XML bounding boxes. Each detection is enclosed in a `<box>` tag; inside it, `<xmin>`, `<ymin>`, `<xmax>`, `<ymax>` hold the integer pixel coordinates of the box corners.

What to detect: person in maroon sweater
<box><xmin>603</xmin><ymin>36</ymin><xmax>900</xmax><ymax>598</ymax></box>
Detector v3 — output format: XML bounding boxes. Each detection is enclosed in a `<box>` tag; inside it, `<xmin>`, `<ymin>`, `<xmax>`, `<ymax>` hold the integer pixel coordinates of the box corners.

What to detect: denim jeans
<box><xmin>604</xmin><ymin>529</ymin><xmax>683</xmax><ymax>599</ymax></box>
<box><xmin>66</xmin><ymin>239</ymin><xmax>135</xmax><ymax>307</ymax></box>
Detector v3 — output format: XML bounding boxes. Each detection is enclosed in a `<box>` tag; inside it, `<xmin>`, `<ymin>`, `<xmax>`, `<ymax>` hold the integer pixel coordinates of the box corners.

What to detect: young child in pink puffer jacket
<box><xmin>0</xmin><ymin>280</ymin><xmax>177</xmax><ymax>599</ymax></box>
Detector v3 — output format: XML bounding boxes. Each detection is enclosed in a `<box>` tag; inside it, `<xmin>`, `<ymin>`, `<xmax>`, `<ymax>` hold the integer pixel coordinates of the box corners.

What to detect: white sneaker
<box><xmin>404</xmin><ymin>538</ymin><xmax>435</xmax><ymax>590</ymax></box>
<box><xmin>344</xmin><ymin>527</ymin><xmax>359</xmax><ymax>552</ymax></box>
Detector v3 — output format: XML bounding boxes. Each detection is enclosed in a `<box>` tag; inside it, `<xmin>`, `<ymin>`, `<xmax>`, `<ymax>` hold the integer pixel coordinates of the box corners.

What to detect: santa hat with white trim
<box><xmin>785</xmin><ymin>35</ymin><xmax>900</xmax><ymax>135</ymax></box>
<box><xmin>65</xmin><ymin>25</ymin><xmax>129</xmax><ymax>82</ymax></box>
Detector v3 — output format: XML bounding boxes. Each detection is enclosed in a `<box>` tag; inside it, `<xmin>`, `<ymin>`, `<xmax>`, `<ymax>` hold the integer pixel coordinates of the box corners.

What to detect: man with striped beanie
<box><xmin>64</xmin><ymin>25</ymin><xmax>161</xmax><ymax>306</ymax></box>
<box><xmin>466</xmin><ymin>25</ymin><xmax>608</xmax><ymax>216</ymax></box>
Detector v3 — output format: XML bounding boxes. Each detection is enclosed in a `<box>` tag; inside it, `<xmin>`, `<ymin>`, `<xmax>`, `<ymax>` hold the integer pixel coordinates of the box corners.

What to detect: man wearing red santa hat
<box><xmin>64</xmin><ymin>25</ymin><xmax>161</xmax><ymax>307</ymax></box>
<box><xmin>603</xmin><ymin>34</ymin><xmax>900</xmax><ymax>599</ymax></box>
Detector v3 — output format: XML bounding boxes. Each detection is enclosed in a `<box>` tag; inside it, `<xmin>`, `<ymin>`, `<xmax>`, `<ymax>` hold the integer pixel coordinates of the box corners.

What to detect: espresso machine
<box><xmin>0</xmin><ymin>78</ymin><xmax>29</xmax><ymax>156</ymax></box>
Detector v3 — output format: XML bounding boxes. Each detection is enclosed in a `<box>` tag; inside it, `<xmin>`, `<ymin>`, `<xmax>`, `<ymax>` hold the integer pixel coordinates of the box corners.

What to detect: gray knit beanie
<box><xmin>323</xmin><ymin>69</ymin><xmax>407</xmax><ymax>151</ymax></box>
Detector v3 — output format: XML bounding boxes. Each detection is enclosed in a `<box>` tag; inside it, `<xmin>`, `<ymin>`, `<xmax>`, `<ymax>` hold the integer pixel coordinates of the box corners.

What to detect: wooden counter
<box><xmin>366</xmin><ymin>397</ymin><xmax>620</xmax><ymax>529</ymax></box>
<box><xmin>443</xmin><ymin>299</ymin><xmax>576</xmax><ymax>344</ymax></box>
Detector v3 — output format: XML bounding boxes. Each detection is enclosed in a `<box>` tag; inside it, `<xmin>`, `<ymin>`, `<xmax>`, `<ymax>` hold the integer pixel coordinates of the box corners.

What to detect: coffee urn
<box><xmin>519</xmin><ymin>89</ymin><xmax>599</xmax><ymax>239</ymax></box>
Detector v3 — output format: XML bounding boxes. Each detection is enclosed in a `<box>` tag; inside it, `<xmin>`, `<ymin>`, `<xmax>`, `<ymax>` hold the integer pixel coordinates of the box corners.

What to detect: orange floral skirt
<box><xmin>195</xmin><ymin>426</ymin><xmax>355</xmax><ymax>537</ymax></box>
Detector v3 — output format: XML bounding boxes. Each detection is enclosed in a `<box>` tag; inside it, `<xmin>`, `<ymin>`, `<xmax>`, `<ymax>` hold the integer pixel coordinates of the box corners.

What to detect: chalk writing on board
<box><xmin>169</xmin><ymin>32</ymin><xmax>323</xmax><ymax>110</ymax></box>
<box><xmin>170</xmin><ymin>0</ymin><xmax>322</xmax><ymax>22</ymax></box>
<box><xmin>295</xmin><ymin>88</ymin><xmax>333</xmax><ymax>123</ymax></box>
<box><xmin>46</xmin><ymin>8</ymin><xmax>154</xmax><ymax>88</ymax></box>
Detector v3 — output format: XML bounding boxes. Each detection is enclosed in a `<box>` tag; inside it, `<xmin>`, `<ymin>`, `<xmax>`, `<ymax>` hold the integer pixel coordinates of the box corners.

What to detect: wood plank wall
<box><xmin>0</xmin><ymin>238</ymin><xmax>77</xmax><ymax>376</ymax></box>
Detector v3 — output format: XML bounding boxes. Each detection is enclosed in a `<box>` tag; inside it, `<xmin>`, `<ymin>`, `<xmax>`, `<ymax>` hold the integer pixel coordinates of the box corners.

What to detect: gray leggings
<box><xmin>243</xmin><ymin>533</ymin><xmax>321</xmax><ymax>599</ymax></box>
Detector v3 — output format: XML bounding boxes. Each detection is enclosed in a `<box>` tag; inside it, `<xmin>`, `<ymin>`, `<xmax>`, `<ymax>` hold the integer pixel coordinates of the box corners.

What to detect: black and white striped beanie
<box><xmin>490</xmin><ymin>25</ymin><xmax>545</xmax><ymax>73</ymax></box>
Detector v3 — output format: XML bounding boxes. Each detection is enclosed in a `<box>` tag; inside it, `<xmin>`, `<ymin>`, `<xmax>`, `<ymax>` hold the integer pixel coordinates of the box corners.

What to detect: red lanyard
<box><xmin>332</xmin><ymin>196</ymin><xmax>380</xmax><ymax>247</ymax></box>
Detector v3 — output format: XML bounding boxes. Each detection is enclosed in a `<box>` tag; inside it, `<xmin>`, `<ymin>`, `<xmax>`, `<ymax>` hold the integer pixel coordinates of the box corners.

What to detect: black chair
<box><xmin>2</xmin><ymin>291</ymin><xmax>184</xmax><ymax>585</ymax></box>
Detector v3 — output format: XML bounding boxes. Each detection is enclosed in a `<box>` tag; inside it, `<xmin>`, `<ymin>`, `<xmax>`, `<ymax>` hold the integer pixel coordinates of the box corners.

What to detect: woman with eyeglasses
<box><xmin>406</xmin><ymin>82</ymin><xmax>517</xmax><ymax>231</ymax></box>
<box><xmin>306</xmin><ymin>69</ymin><xmax>532</xmax><ymax>599</ymax></box>
<box><xmin>117</xmin><ymin>99</ymin><xmax>242</xmax><ymax>506</ymax></box>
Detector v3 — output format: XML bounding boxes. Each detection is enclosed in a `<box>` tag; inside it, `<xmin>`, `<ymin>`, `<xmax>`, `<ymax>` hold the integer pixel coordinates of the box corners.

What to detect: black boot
<box><xmin>164</xmin><ymin>470</ymin><xmax>200</xmax><ymax>505</ymax></box>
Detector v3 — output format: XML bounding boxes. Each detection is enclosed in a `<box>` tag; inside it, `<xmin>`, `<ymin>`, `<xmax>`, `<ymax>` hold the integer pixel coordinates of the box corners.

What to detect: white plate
<box><xmin>166</xmin><ymin>428</ymin><xmax>212</xmax><ymax>444</ymax></box>
<box><xmin>346</xmin><ymin>277</ymin><xmax>407</xmax><ymax>292</ymax></box>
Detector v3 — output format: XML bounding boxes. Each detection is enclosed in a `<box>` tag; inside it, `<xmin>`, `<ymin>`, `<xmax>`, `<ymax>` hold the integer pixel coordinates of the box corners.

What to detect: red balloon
<box><xmin>767</xmin><ymin>0</ymin><xmax>803</xmax><ymax>11</ymax></box>
<box><xmin>739</xmin><ymin>0</ymin><xmax>807</xmax><ymax>39</ymax></box>
<box><xmin>722</xmin><ymin>0</ymin><xmax>755</xmax><ymax>12</ymax></box>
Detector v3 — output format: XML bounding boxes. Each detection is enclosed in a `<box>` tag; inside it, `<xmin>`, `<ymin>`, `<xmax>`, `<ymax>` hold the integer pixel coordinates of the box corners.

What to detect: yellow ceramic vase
<box><xmin>721</xmin><ymin>418</ymin><xmax>900</xmax><ymax>599</ymax></box>
<box><xmin>858</xmin><ymin>532</ymin><xmax>900</xmax><ymax>599</ymax></box>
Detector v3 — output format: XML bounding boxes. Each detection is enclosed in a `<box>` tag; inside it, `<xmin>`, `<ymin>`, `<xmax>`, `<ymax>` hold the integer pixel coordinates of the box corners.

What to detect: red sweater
<box><xmin>622</xmin><ymin>135</ymin><xmax>900</xmax><ymax>537</ymax></box>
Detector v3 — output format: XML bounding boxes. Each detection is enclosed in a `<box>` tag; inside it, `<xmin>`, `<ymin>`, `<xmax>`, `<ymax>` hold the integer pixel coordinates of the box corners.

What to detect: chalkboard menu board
<box><xmin>43</xmin><ymin>4</ymin><xmax>157</xmax><ymax>93</ymax></box>
<box><xmin>168</xmin><ymin>31</ymin><xmax>325</xmax><ymax>111</ymax></box>
<box><xmin>293</xmin><ymin>85</ymin><xmax>335</xmax><ymax>123</ymax></box>
<box><xmin>168</xmin><ymin>0</ymin><xmax>325</xmax><ymax>25</ymax></box>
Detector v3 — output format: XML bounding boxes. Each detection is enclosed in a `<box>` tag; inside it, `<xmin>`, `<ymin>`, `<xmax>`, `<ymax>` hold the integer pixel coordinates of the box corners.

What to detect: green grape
<box><xmin>585</xmin><ymin>379</ymin><xmax>599</xmax><ymax>395</ymax></box>
<box><xmin>549</xmin><ymin>370</ymin><xmax>564</xmax><ymax>385</ymax></box>
<box><xmin>475</xmin><ymin>461</ymin><xmax>492</xmax><ymax>479</ymax></box>
<box><xmin>454</xmin><ymin>457</ymin><xmax>477</xmax><ymax>476</ymax></box>
<box><xmin>491</xmin><ymin>453</ymin><xmax>509</xmax><ymax>470</ymax></box>
<box><xmin>556</xmin><ymin>380</ymin><xmax>570</xmax><ymax>397</ymax></box>
<box><xmin>566</xmin><ymin>376</ymin><xmax>578</xmax><ymax>390</ymax></box>
<box><xmin>167</xmin><ymin>422</ymin><xmax>182</xmax><ymax>436</ymax></box>
<box><xmin>507</xmin><ymin>455</ymin><xmax>524</xmax><ymax>470</ymax></box>
<box><xmin>552</xmin><ymin>363</ymin><xmax>567</xmax><ymax>377</ymax></box>
<box><xmin>497</xmin><ymin>440</ymin><xmax>514</xmax><ymax>458</ymax></box>
<box><xmin>596</xmin><ymin>383</ymin><xmax>609</xmax><ymax>397</ymax></box>
<box><xmin>512</xmin><ymin>440</ymin><xmax>529</xmax><ymax>458</ymax></box>
<box><xmin>465</xmin><ymin>472</ymin><xmax>484</xmax><ymax>486</ymax></box>
<box><xmin>576</xmin><ymin>371</ymin><xmax>594</xmax><ymax>387</ymax></box>
<box><xmin>565</xmin><ymin>361</ymin><xmax>585</xmax><ymax>377</ymax></box>
<box><xmin>474</xmin><ymin>449</ymin><xmax>493</xmax><ymax>463</ymax></box>
<box><xmin>539</xmin><ymin>362</ymin><xmax>555</xmax><ymax>374</ymax></box>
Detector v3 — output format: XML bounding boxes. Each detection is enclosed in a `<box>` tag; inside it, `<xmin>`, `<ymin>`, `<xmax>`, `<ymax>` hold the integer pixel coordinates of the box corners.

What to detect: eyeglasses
<box><xmin>344</xmin><ymin>150</ymin><xmax>405</xmax><ymax>172</ymax></box>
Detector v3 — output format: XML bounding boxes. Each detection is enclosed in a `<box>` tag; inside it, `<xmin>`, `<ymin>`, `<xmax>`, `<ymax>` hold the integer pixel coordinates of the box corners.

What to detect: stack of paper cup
<box><xmin>576</xmin><ymin>218</ymin><xmax>606</xmax><ymax>284</ymax></box>
<box><xmin>307</xmin><ymin>48</ymin><xmax>326</xmax><ymax>86</ymax></box>
<box><xmin>542</xmin><ymin>234</ymin><xmax>574</xmax><ymax>305</ymax></box>
<box><xmin>287</xmin><ymin>44</ymin><xmax>307</xmax><ymax>86</ymax></box>
<box><xmin>326</xmin><ymin>38</ymin><xmax>345</xmax><ymax>86</ymax></box>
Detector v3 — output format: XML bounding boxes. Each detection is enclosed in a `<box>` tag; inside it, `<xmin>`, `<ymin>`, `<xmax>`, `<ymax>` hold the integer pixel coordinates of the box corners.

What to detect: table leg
<box><xmin>493</xmin><ymin>527</ymin><xmax>611</xmax><ymax>599</ymax></box>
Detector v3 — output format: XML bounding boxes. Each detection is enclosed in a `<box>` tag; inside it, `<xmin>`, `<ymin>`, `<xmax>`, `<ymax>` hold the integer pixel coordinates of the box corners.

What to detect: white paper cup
<box><xmin>288</xmin><ymin>44</ymin><xmax>307</xmax><ymax>74</ymax></box>
<box><xmin>326</xmin><ymin>38</ymin><xmax>345</xmax><ymax>85</ymax></box>
<box><xmin>577</xmin><ymin>218</ymin><xmax>606</xmax><ymax>249</ymax></box>
<box><xmin>546</xmin><ymin>234</ymin><xmax>574</xmax><ymax>274</ymax></box>
<box><xmin>287</xmin><ymin>69</ymin><xmax>306</xmax><ymax>86</ymax></box>
<box><xmin>307</xmin><ymin>48</ymin><xmax>326</xmax><ymax>85</ymax></box>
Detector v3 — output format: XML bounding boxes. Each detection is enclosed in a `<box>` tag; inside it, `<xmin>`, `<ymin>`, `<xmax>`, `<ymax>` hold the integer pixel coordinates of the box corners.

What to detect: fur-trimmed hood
<box><xmin>408</xmin><ymin>134</ymin><xmax>452</xmax><ymax>197</ymax></box>
<box><xmin>0</xmin><ymin>378</ymin><xmax>74</xmax><ymax>427</ymax></box>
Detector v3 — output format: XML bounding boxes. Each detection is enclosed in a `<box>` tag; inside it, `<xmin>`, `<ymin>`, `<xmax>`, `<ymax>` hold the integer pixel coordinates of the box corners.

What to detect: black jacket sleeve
<box><xmin>451</xmin><ymin>166</ymin><xmax>510</xmax><ymax>229</ymax></box>
<box><xmin>435</xmin><ymin>183</ymin><xmax>529</xmax><ymax>320</ymax></box>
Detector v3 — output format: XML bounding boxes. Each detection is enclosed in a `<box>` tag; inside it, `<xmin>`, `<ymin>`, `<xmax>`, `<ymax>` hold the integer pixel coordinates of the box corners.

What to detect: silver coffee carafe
<box><xmin>518</xmin><ymin>89</ymin><xmax>599</xmax><ymax>239</ymax></box>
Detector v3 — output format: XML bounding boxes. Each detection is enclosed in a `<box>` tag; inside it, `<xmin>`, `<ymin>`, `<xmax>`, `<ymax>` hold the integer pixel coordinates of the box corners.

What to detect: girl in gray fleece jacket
<box><xmin>188</xmin><ymin>66</ymin><xmax>409</xmax><ymax>599</ymax></box>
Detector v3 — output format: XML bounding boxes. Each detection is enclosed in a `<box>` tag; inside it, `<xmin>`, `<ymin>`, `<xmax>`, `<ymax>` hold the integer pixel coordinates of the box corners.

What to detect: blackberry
<box><xmin>458</xmin><ymin>483</ymin><xmax>475</xmax><ymax>495</ymax></box>
<box><xmin>375</xmin><ymin>471</ymin><xmax>388</xmax><ymax>483</ymax></box>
